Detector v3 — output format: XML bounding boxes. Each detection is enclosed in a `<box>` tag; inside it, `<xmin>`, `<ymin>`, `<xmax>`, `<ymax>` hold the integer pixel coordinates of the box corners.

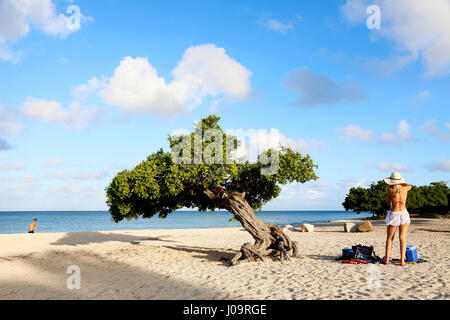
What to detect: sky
<box><xmin>0</xmin><ymin>0</ymin><xmax>449</xmax><ymax>211</ymax></box>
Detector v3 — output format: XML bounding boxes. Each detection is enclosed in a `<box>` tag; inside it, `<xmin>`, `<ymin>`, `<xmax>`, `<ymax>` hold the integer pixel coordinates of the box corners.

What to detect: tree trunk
<box><xmin>225</xmin><ymin>192</ymin><xmax>300</xmax><ymax>266</ymax></box>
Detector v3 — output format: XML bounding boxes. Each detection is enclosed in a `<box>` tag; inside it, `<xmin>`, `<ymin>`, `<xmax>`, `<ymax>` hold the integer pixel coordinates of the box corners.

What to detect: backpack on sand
<box><xmin>352</xmin><ymin>244</ymin><xmax>382</xmax><ymax>264</ymax></box>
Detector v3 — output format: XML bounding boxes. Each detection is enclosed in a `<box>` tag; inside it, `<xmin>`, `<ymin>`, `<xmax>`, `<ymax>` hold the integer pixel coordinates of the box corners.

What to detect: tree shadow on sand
<box><xmin>0</xmin><ymin>248</ymin><xmax>232</xmax><ymax>300</ymax></box>
<box><xmin>162</xmin><ymin>245</ymin><xmax>237</xmax><ymax>266</ymax></box>
<box><xmin>50</xmin><ymin>231</ymin><xmax>175</xmax><ymax>246</ymax></box>
<box><xmin>306</xmin><ymin>254</ymin><xmax>337</xmax><ymax>261</ymax></box>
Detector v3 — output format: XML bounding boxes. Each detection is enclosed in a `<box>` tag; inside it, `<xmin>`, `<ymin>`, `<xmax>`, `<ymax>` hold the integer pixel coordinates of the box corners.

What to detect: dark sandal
<box><xmin>381</xmin><ymin>256</ymin><xmax>392</xmax><ymax>265</ymax></box>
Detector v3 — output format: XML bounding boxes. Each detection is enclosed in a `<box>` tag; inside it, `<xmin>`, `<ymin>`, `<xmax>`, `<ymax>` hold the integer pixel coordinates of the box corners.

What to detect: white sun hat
<box><xmin>384</xmin><ymin>171</ymin><xmax>406</xmax><ymax>185</ymax></box>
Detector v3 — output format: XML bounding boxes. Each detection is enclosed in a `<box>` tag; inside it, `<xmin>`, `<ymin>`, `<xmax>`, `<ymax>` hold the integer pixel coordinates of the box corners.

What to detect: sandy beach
<box><xmin>0</xmin><ymin>218</ymin><xmax>448</xmax><ymax>300</ymax></box>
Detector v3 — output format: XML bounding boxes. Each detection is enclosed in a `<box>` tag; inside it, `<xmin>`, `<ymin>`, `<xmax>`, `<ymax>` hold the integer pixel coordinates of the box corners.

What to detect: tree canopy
<box><xmin>343</xmin><ymin>180</ymin><xmax>450</xmax><ymax>216</ymax></box>
<box><xmin>106</xmin><ymin>115</ymin><xmax>318</xmax><ymax>221</ymax></box>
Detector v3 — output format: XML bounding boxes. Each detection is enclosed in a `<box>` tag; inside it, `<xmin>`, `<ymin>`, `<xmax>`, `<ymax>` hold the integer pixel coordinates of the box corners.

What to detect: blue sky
<box><xmin>0</xmin><ymin>0</ymin><xmax>449</xmax><ymax>211</ymax></box>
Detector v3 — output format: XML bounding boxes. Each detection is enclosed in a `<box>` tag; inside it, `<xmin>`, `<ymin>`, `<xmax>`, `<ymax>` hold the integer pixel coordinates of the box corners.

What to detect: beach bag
<box><xmin>336</xmin><ymin>244</ymin><xmax>382</xmax><ymax>263</ymax></box>
<box><xmin>351</xmin><ymin>245</ymin><xmax>374</xmax><ymax>264</ymax></box>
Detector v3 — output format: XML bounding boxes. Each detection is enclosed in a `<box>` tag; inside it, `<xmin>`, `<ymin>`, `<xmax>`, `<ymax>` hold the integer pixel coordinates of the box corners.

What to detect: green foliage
<box><xmin>343</xmin><ymin>180</ymin><xmax>450</xmax><ymax>217</ymax></box>
<box><xmin>106</xmin><ymin>115</ymin><xmax>319</xmax><ymax>222</ymax></box>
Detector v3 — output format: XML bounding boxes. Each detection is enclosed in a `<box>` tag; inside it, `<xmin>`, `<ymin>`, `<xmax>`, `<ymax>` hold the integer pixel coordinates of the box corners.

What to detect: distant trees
<box><xmin>343</xmin><ymin>181</ymin><xmax>449</xmax><ymax>217</ymax></box>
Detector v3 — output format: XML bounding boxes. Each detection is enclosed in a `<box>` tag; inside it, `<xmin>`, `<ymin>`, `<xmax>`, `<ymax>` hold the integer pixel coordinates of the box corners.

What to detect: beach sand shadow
<box><xmin>0</xmin><ymin>249</ymin><xmax>230</xmax><ymax>300</ymax></box>
<box><xmin>306</xmin><ymin>254</ymin><xmax>337</xmax><ymax>261</ymax></box>
<box><xmin>50</xmin><ymin>231</ymin><xmax>175</xmax><ymax>246</ymax></box>
<box><xmin>162</xmin><ymin>245</ymin><xmax>236</xmax><ymax>266</ymax></box>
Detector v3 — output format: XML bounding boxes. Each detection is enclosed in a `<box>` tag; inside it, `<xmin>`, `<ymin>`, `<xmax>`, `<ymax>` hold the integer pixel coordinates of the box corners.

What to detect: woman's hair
<box><xmin>393</xmin><ymin>184</ymin><xmax>402</xmax><ymax>195</ymax></box>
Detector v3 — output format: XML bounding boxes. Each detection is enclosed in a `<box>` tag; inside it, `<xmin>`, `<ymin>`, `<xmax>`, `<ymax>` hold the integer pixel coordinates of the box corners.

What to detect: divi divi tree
<box><xmin>106</xmin><ymin>116</ymin><xmax>319</xmax><ymax>265</ymax></box>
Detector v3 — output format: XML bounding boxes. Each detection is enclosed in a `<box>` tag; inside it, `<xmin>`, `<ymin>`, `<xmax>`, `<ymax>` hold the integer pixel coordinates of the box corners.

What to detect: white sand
<box><xmin>0</xmin><ymin>218</ymin><xmax>449</xmax><ymax>300</ymax></box>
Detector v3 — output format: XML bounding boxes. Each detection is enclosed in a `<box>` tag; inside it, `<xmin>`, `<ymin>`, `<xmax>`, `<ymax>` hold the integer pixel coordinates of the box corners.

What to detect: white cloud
<box><xmin>362</xmin><ymin>55</ymin><xmax>417</xmax><ymax>77</ymax></box>
<box><xmin>0</xmin><ymin>42</ymin><xmax>22</xmax><ymax>63</ymax></box>
<box><xmin>425</xmin><ymin>158</ymin><xmax>450</xmax><ymax>172</ymax></box>
<box><xmin>47</xmin><ymin>170</ymin><xmax>70</xmax><ymax>180</ymax></box>
<box><xmin>71</xmin><ymin>77</ymin><xmax>106</xmax><ymax>101</ymax></box>
<box><xmin>76</xmin><ymin>44</ymin><xmax>253</xmax><ymax>116</ymax></box>
<box><xmin>0</xmin><ymin>175</ymin><xmax>13</xmax><ymax>182</ymax></box>
<box><xmin>0</xmin><ymin>0</ymin><xmax>92</xmax><ymax>62</ymax></box>
<box><xmin>380</xmin><ymin>120</ymin><xmax>415</xmax><ymax>145</ymax></box>
<box><xmin>380</xmin><ymin>132</ymin><xmax>399</xmax><ymax>146</ymax></box>
<box><xmin>341</xmin><ymin>0</ymin><xmax>450</xmax><ymax>76</ymax></box>
<box><xmin>366</xmin><ymin>161</ymin><xmax>411</xmax><ymax>172</ymax></box>
<box><xmin>263</xmin><ymin>19</ymin><xmax>294</xmax><ymax>34</ymax></box>
<box><xmin>0</xmin><ymin>105</ymin><xmax>24</xmax><ymax>135</ymax></box>
<box><xmin>253</xmin><ymin>129</ymin><xmax>324</xmax><ymax>153</ymax></box>
<box><xmin>47</xmin><ymin>183</ymin><xmax>101</xmax><ymax>196</ymax></box>
<box><xmin>413</xmin><ymin>90</ymin><xmax>431</xmax><ymax>102</ymax></box>
<box><xmin>421</xmin><ymin>119</ymin><xmax>450</xmax><ymax>142</ymax></box>
<box><xmin>100</xmin><ymin>56</ymin><xmax>187</xmax><ymax>116</ymax></box>
<box><xmin>230</xmin><ymin>129</ymin><xmax>324</xmax><ymax>161</ymax></box>
<box><xmin>47</xmin><ymin>168</ymin><xmax>112</xmax><ymax>180</ymax></box>
<box><xmin>284</xmin><ymin>67</ymin><xmax>367</xmax><ymax>107</ymax></box>
<box><xmin>73</xmin><ymin>171</ymin><xmax>108</xmax><ymax>180</ymax></box>
<box><xmin>0</xmin><ymin>161</ymin><xmax>26</xmax><ymax>172</ymax></box>
<box><xmin>0</xmin><ymin>172</ymin><xmax>39</xmax><ymax>183</ymax></box>
<box><xmin>332</xmin><ymin>177</ymin><xmax>369</xmax><ymax>190</ymax></box>
<box><xmin>336</xmin><ymin>125</ymin><xmax>373</xmax><ymax>143</ymax></box>
<box><xmin>257</xmin><ymin>15</ymin><xmax>302</xmax><ymax>34</ymax></box>
<box><xmin>42</xmin><ymin>157</ymin><xmax>63</xmax><ymax>168</ymax></box>
<box><xmin>397</xmin><ymin>120</ymin><xmax>414</xmax><ymax>141</ymax></box>
<box><xmin>269</xmin><ymin>177</ymin><xmax>369</xmax><ymax>210</ymax></box>
<box><xmin>277</xmin><ymin>182</ymin><xmax>327</xmax><ymax>202</ymax></box>
<box><xmin>21</xmin><ymin>96</ymin><xmax>98</xmax><ymax>129</ymax></box>
<box><xmin>18</xmin><ymin>173</ymin><xmax>39</xmax><ymax>183</ymax></box>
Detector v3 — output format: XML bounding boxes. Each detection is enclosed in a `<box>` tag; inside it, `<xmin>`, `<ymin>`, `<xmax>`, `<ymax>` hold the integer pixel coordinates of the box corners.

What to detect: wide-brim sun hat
<box><xmin>384</xmin><ymin>171</ymin><xmax>405</xmax><ymax>185</ymax></box>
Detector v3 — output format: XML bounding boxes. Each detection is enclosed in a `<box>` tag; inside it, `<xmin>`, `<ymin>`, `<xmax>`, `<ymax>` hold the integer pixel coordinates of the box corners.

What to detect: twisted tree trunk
<box><xmin>223</xmin><ymin>192</ymin><xmax>300</xmax><ymax>266</ymax></box>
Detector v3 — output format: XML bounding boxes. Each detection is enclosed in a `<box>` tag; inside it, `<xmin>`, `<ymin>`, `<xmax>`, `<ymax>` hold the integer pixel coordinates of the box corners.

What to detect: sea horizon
<box><xmin>0</xmin><ymin>210</ymin><xmax>372</xmax><ymax>234</ymax></box>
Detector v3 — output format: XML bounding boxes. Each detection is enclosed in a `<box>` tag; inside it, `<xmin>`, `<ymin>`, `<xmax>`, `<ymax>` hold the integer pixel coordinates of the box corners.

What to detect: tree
<box><xmin>343</xmin><ymin>180</ymin><xmax>449</xmax><ymax>216</ymax></box>
<box><xmin>342</xmin><ymin>181</ymin><xmax>389</xmax><ymax>217</ymax></box>
<box><xmin>342</xmin><ymin>186</ymin><xmax>369</xmax><ymax>214</ymax></box>
<box><xmin>106</xmin><ymin>115</ymin><xmax>319</xmax><ymax>265</ymax></box>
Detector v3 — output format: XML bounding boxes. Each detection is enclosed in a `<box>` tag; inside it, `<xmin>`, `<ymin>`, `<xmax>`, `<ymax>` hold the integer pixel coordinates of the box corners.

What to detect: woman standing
<box><xmin>383</xmin><ymin>172</ymin><xmax>412</xmax><ymax>266</ymax></box>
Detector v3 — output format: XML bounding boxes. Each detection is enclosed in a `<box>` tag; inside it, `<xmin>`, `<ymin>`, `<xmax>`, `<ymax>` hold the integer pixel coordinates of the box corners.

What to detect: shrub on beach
<box><xmin>342</xmin><ymin>181</ymin><xmax>449</xmax><ymax>217</ymax></box>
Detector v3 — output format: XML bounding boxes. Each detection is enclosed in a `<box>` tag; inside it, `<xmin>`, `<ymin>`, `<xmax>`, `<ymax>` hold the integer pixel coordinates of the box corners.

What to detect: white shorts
<box><xmin>385</xmin><ymin>210</ymin><xmax>411</xmax><ymax>226</ymax></box>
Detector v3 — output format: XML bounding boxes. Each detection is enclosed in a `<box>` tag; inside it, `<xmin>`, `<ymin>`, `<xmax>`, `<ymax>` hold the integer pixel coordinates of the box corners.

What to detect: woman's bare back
<box><xmin>387</xmin><ymin>184</ymin><xmax>412</xmax><ymax>212</ymax></box>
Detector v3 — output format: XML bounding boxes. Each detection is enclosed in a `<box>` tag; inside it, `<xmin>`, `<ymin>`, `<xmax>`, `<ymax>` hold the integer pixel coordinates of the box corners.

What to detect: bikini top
<box><xmin>392</xmin><ymin>197</ymin><xmax>405</xmax><ymax>206</ymax></box>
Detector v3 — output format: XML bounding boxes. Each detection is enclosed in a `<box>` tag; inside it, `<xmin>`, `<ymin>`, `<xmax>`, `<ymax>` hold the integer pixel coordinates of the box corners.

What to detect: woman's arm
<box><xmin>401</xmin><ymin>183</ymin><xmax>412</xmax><ymax>191</ymax></box>
<box><xmin>386</xmin><ymin>187</ymin><xmax>391</xmax><ymax>203</ymax></box>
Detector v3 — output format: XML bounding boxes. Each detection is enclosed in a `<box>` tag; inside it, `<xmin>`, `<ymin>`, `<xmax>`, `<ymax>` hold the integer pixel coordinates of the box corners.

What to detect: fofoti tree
<box><xmin>106</xmin><ymin>115</ymin><xmax>318</xmax><ymax>265</ymax></box>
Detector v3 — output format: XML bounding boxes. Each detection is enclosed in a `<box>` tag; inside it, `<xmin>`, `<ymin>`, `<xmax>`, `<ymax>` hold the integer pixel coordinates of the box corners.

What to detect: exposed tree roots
<box><xmin>203</xmin><ymin>188</ymin><xmax>301</xmax><ymax>266</ymax></box>
<box><xmin>230</xmin><ymin>223</ymin><xmax>300</xmax><ymax>266</ymax></box>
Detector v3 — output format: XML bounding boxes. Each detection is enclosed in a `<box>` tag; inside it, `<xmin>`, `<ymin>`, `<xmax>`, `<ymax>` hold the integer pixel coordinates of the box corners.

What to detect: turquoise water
<box><xmin>0</xmin><ymin>210</ymin><xmax>372</xmax><ymax>234</ymax></box>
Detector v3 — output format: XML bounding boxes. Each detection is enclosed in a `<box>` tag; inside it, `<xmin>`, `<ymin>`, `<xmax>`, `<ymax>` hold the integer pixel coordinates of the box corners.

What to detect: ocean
<box><xmin>0</xmin><ymin>210</ymin><xmax>372</xmax><ymax>234</ymax></box>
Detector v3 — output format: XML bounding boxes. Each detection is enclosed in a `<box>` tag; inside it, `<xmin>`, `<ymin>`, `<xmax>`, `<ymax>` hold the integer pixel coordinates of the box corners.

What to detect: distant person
<box><xmin>383</xmin><ymin>172</ymin><xmax>412</xmax><ymax>266</ymax></box>
<box><xmin>28</xmin><ymin>219</ymin><xmax>38</xmax><ymax>234</ymax></box>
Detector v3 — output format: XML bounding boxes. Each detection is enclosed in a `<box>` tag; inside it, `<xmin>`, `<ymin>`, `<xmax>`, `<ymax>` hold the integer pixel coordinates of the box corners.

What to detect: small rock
<box><xmin>344</xmin><ymin>223</ymin><xmax>358</xmax><ymax>233</ymax></box>
<box><xmin>358</xmin><ymin>221</ymin><xmax>375</xmax><ymax>232</ymax></box>
<box><xmin>301</xmin><ymin>224</ymin><xmax>315</xmax><ymax>232</ymax></box>
<box><xmin>282</xmin><ymin>225</ymin><xmax>294</xmax><ymax>233</ymax></box>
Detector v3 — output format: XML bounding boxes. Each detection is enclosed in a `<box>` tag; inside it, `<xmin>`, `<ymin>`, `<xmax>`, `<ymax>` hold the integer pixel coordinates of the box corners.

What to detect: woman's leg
<box><xmin>385</xmin><ymin>225</ymin><xmax>397</xmax><ymax>263</ymax></box>
<box><xmin>399</xmin><ymin>224</ymin><xmax>410</xmax><ymax>264</ymax></box>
